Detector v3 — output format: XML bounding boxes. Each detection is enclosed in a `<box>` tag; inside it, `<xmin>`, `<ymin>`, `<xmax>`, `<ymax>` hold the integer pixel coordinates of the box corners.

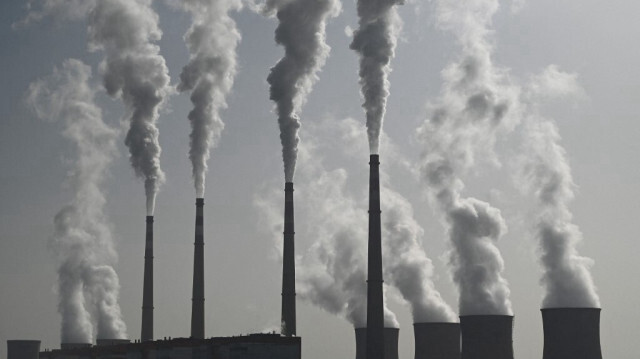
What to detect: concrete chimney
<box><xmin>413</xmin><ymin>323</ymin><xmax>460</xmax><ymax>359</ymax></box>
<box><xmin>367</xmin><ymin>154</ymin><xmax>384</xmax><ymax>359</ymax></box>
<box><xmin>141</xmin><ymin>215</ymin><xmax>154</xmax><ymax>342</ymax></box>
<box><xmin>459</xmin><ymin>315</ymin><xmax>513</xmax><ymax>359</ymax></box>
<box><xmin>281</xmin><ymin>182</ymin><xmax>296</xmax><ymax>336</ymax></box>
<box><xmin>7</xmin><ymin>340</ymin><xmax>40</xmax><ymax>359</ymax></box>
<box><xmin>541</xmin><ymin>308</ymin><xmax>602</xmax><ymax>359</ymax></box>
<box><xmin>191</xmin><ymin>198</ymin><xmax>205</xmax><ymax>339</ymax></box>
<box><xmin>355</xmin><ymin>327</ymin><xmax>399</xmax><ymax>359</ymax></box>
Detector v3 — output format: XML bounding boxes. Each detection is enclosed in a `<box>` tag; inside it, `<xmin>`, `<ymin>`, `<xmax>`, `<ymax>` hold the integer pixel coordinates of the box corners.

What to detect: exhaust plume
<box><xmin>264</xmin><ymin>0</ymin><xmax>341</xmax><ymax>182</ymax></box>
<box><xmin>521</xmin><ymin>66</ymin><xmax>600</xmax><ymax>308</ymax></box>
<box><xmin>349</xmin><ymin>0</ymin><xmax>403</xmax><ymax>154</ymax></box>
<box><xmin>418</xmin><ymin>0</ymin><xmax>518</xmax><ymax>315</ymax></box>
<box><xmin>27</xmin><ymin>59</ymin><xmax>127</xmax><ymax>342</ymax></box>
<box><xmin>87</xmin><ymin>0</ymin><xmax>171</xmax><ymax>215</ymax></box>
<box><xmin>176</xmin><ymin>0</ymin><xmax>242</xmax><ymax>197</ymax></box>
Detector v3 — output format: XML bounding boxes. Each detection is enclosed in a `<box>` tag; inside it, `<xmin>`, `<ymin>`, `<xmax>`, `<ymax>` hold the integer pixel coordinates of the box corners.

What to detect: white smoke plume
<box><xmin>417</xmin><ymin>0</ymin><xmax>518</xmax><ymax>315</ymax></box>
<box><xmin>520</xmin><ymin>65</ymin><xmax>600</xmax><ymax>308</ymax></box>
<box><xmin>349</xmin><ymin>0</ymin><xmax>403</xmax><ymax>154</ymax></box>
<box><xmin>175</xmin><ymin>0</ymin><xmax>242</xmax><ymax>197</ymax></box>
<box><xmin>27</xmin><ymin>59</ymin><xmax>127</xmax><ymax>342</ymax></box>
<box><xmin>264</xmin><ymin>0</ymin><xmax>341</xmax><ymax>182</ymax></box>
<box><xmin>22</xmin><ymin>0</ymin><xmax>172</xmax><ymax>215</ymax></box>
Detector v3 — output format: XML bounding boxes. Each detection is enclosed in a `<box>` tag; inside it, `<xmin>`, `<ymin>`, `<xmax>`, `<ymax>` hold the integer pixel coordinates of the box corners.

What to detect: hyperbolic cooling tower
<box><xmin>459</xmin><ymin>315</ymin><xmax>514</xmax><ymax>359</ymax></box>
<box><xmin>367</xmin><ymin>154</ymin><xmax>384</xmax><ymax>359</ymax></box>
<box><xmin>191</xmin><ymin>198</ymin><xmax>205</xmax><ymax>339</ymax></box>
<box><xmin>355</xmin><ymin>327</ymin><xmax>399</xmax><ymax>359</ymax></box>
<box><xmin>413</xmin><ymin>323</ymin><xmax>461</xmax><ymax>359</ymax></box>
<box><xmin>541</xmin><ymin>308</ymin><xmax>602</xmax><ymax>359</ymax></box>
<box><xmin>281</xmin><ymin>182</ymin><xmax>296</xmax><ymax>336</ymax></box>
<box><xmin>7</xmin><ymin>340</ymin><xmax>40</xmax><ymax>359</ymax></box>
<box><xmin>141</xmin><ymin>215</ymin><xmax>154</xmax><ymax>342</ymax></box>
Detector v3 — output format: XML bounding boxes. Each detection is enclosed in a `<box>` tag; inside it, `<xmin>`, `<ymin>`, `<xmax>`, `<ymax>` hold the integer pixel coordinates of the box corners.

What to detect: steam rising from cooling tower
<box><xmin>418</xmin><ymin>0</ymin><xmax>516</xmax><ymax>316</ymax></box>
<box><xmin>177</xmin><ymin>0</ymin><xmax>242</xmax><ymax>197</ymax></box>
<box><xmin>265</xmin><ymin>0</ymin><xmax>340</xmax><ymax>182</ymax></box>
<box><xmin>521</xmin><ymin>66</ymin><xmax>600</xmax><ymax>308</ymax></box>
<box><xmin>350</xmin><ymin>0</ymin><xmax>402</xmax><ymax>154</ymax></box>
<box><xmin>27</xmin><ymin>59</ymin><xmax>127</xmax><ymax>343</ymax></box>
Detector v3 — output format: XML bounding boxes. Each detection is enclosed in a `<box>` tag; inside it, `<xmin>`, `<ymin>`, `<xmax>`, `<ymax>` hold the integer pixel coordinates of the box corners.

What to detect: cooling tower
<box><xmin>141</xmin><ymin>215</ymin><xmax>154</xmax><ymax>342</ymax></box>
<box><xmin>367</xmin><ymin>154</ymin><xmax>384</xmax><ymax>359</ymax></box>
<box><xmin>541</xmin><ymin>308</ymin><xmax>602</xmax><ymax>359</ymax></box>
<box><xmin>355</xmin><ymin>327</ymin><xmax>399</xmax><ymax>359</ymax></box>
<box><xmin>413</xmin><ymin>323</ymin><xmax>460</xmax><ymax>359</ymax></box>
<box><xmin>459</xmin><ymin>315</ymin><xmax>513</xmax><ymax>359</ymax></box>
<box><xmin>191</xmin><ymin>198</ymin><xmax>205</xmax><ymax>339</ymax></box>
<box><xmin>281</xmin><ymin>182</ymin><xmax>296</xmax><ymax>336</ymax></box>
<box><xmin>7</xmin><ymin>340</ymin><xmax>40</xmax><ymax>359</ymax></box>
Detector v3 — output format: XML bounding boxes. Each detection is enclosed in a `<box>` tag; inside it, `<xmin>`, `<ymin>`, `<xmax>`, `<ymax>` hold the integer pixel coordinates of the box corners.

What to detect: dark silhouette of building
<box><xmin>541</xmin><ymin>308</ymin><xmax>602</xmax><ymax>359</ymax></box>
<box><xmin>460</xmin><ymin>315</ymin><xmax>513</xmax><ymax>359</ymax></box>
<box><xmin>281</xmin><ymin>182</ymin><xmax>296</xmax><ymax>336</ymax></box>
<box><xmin>413</xmin><ymin>322</ymin><xmax>460</xmax><ymax>359</ymax></box>
<box><xmin>367</xmin><ymin>154</ymin><xmax>384</xmax><ymax>359</ymax></box>
<box><xmin>141</xmin><ymin>216</ymin><xmax>154</xmax><ymax>342</ymax></box>
<box><xmin>7</xmin><ymin>340</ymin><xmax>40</xmax><ymax>359</ymax></box>
<box><xmin>191</xmin><ymin>198</ymin><xmax>205</xmax><ymax>339</ymax></box>
<box><xmin>355</xmin><ymin>327</ymin><xmax>399</xmax><ymax>359</ymax></box>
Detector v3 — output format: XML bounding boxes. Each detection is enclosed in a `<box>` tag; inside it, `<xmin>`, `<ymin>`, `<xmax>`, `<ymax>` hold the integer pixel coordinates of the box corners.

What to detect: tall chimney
<box><xmin>355</xmin><ymin>327</ymin><xmax>399</xmax><ymax>359</ymax></box>
<box><xmin>191</xmin><ymin>198</ymin><xmax>205</xmax><ymax>339</ymax></box>
<box><xmin>7</xmin><ymin>340</ymin><xmax>40</xmax><ymax>359</ymax></box>
<box><xmin>281</xmin><ymin>182</ymin><xmax>296</xmax><ymax>336</ymax></box>
<box><xmin>541</xmin><ymin>308</ymin><xmax>602</xmax><ymax>359</ymax></box>
<box><xmin>141</xmin><ymin>215</ymin><xmax>154</xmax><ymax>342</ymax></box>
<box><xmin>367</xmin><ymin>154</ymin><xmax>384</xmax><ymax>359</ymax></box>
<box><xmin>413</xmin><ymin>323</ymin><xmax>460</xmax><ymax>359</ymax></box>
<box><xmin>459</xmin><ymin>315</ymin><xmax>513</xmax><ymax>359</ymax></box>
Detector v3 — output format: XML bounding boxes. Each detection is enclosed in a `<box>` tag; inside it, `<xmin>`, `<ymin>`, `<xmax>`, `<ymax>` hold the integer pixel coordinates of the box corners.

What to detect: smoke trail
<box><xmin>176</xmin><ymin>0</ymin><xmax>242</xmax><ymax>197</ymax></box>
<box><xmin>520</xmin><ymin>65</ymin><xmax>600</xmax><ymax>308</ymax></box>
<box><xmin>381</xmin><ymin>187</ymin><xmax>457</xmax><ymax>322</ymax></box>
<box><xmin>87</xmin><ymin>0</ymin><xmax>171</xmax><ymax>215</ymax></box>
<box><xmin>349</xmin><ymin>0</ymin><xmax>403</xmax><ymax>154</ymax></box>
<box><xmin>417</xmin><ymin>0</ymin><xmax>518</xmax><ymax>315</ymax></box>
<box><xmin>264</xmin><ymin>0</ymin><xmax>341</xmax><ymax>182</ymax></box>
<box><xmin>27</xmin><ymin>59</ymin><xmax>127</xmax><ymax>341</ymax></box>
<box><xmin>22</xmin><ymin>0</ymin><xmax>171</xmax><ymax>215</ymax></box>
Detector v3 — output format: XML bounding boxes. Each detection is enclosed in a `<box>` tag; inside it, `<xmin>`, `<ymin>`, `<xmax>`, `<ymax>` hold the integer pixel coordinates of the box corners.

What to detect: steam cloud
<box><xmin>27</xmin><ymin>59</ymin><xmax>127</xmax><ymax>342</ymax></box>
<box><xmin>177</xmin><ymin>0</ymin><xmax>242</xmax><ymax>197</ymax></box>
<box><xmin>521</xmin><ymin>66</ymin><xmax>600</xmax><ymax>308</ymax></box>
<box><xmin>264</xmin><ymin>0</ymin><xmax>341</xmax><ymax>182</ymax></box>
<box><xmin>350</xmin><ymin>0</ymin><xmax>403</xmax><ymax>154</ymax></box>
<box><xmin>417</xmin><ymin>0</ymin><xmax>517</xmax><ymax>315</ymax></box>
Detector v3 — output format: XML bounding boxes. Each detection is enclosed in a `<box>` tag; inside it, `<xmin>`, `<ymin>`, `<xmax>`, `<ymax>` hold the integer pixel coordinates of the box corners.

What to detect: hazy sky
<box><xmin>1</xmin><ymin>0</ymin><xmax>640</xmax><ymax>358</ymax></box>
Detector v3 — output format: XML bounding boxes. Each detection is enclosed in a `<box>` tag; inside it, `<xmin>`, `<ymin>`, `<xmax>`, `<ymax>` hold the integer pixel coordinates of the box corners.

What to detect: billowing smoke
<box><xmin>87</xmin><ymin>0</ymin><xmax>171</xmax><ymax>215</ymax></box>
<box><xmin>264</xmin><ymin>0</ymin><xmax>341</xmax><ymax>182</ymax></box>
<box><xmin>381</xmin><ymin>187</ymin><xmax>457</xmax><ymax>322</ymax></box>
<box><xmin>176</xmin><ymin>0</ymin><xmax>242</xmax><ymax>197</ymax></box>
<box><xmin>417</xmin><ymin>0</ymin><xmax>518</xmax><ymax>315</ymax></box>
<box><xmin>520</xmin><ymin>65</ymin><xmax>600</xmax><ymax>308</ymax></box>
<box><xmin>27</xmin><ymin>59</ymin><xmax>127</xmax><ymax>342</ymax></box>
<box><xmin>23</xmin><ymin>0</ymin><xmax>171</xmax><ymax>215</ymax></box>
<box><xmin>349</xmin><ymin>0</ymin><xmax>403</xmax><ymax>154</ymax></box>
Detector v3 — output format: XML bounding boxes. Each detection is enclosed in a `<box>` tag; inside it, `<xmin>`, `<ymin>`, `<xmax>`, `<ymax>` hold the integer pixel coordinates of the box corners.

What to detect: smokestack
<box><xmin>413</xmin><ymin>323</ymin><xmax>460</xmax><ymax>359</ymax></box>
<box><xmin>367</xmin><ymin>154</ymin><xmax>384</xmax><ymax>359</ymax></box>
<box><xmin>7</xmin><ymin>340</ymin><xmax>40</xmax><ymax>359</ymax></box>
<box><xmin>281</xmin><ymin>182</ymin><xmax>296</xmax><ymax>336</ymax></box>
<box><xmin>191</xmin><ymin>198</ymin><xmax>205</xmax><ymax>339</ymax></box>
<box><xmin>355</xmin><ymin>327</ymin><xmax>399</xmax><ymax>359</ymax></box>
<box><xmin>141</xmin><ymin>216</ymin><xmax>154</xmax><ymax>342</ymax></box>
<box><xmin>541</xmin><ymin>308</ymin><xmax>602</xmax><ymax>359</ymax></box>
<box><xmin>459</xmin><ymin>315</ymin><xmax>513</xmax><ymax>359</ymax></box>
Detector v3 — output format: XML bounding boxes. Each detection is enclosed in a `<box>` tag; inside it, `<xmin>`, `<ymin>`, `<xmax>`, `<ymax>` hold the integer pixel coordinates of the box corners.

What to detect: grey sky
<box><xmin>1</xmin><ymin>0</ymin><xmax>640</xmax><ymax>358</ymax></box>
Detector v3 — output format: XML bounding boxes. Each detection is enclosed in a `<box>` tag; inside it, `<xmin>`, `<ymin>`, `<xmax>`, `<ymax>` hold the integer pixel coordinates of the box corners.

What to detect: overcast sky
<box><xmin>1</xmin><ymin>0</ymin><xmax>640</xmax><ymax>358</ymax></box>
